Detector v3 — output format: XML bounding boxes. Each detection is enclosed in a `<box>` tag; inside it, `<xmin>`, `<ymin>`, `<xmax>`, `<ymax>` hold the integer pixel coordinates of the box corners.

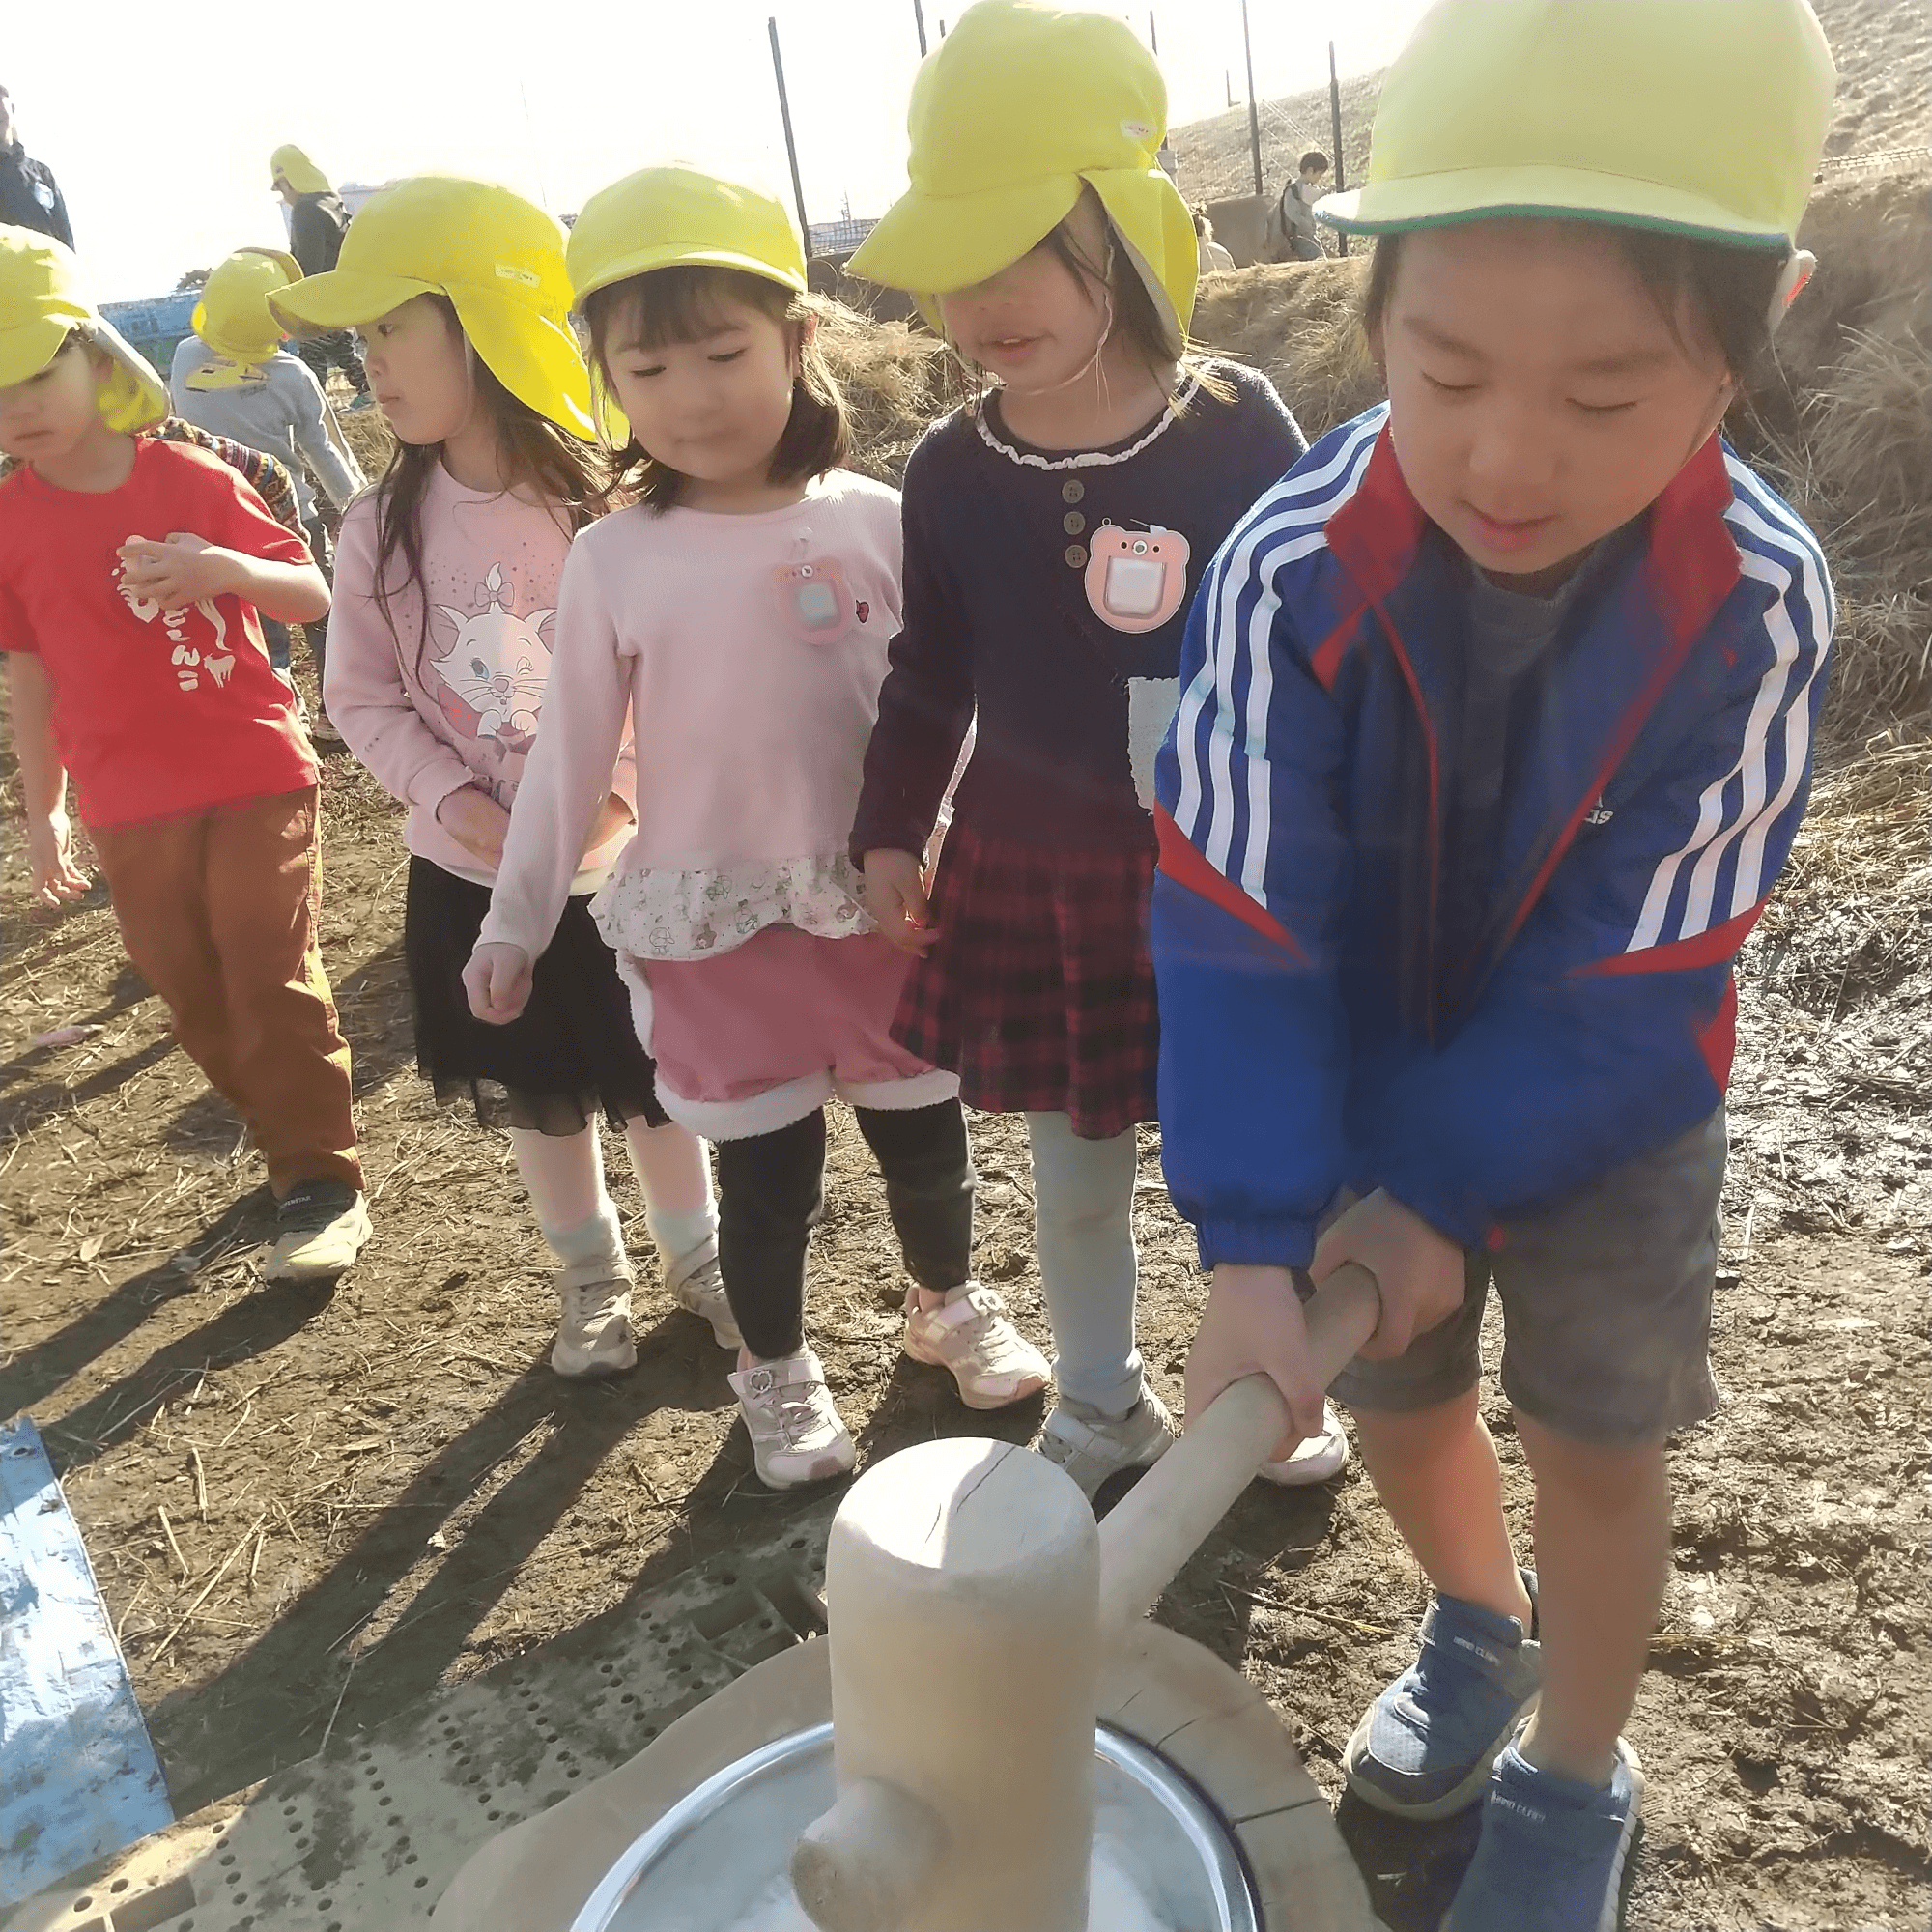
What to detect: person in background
<box><xmin>169</xmin><ymin>247</ymin><xmax>363</xmax><ymax>736</ymax></box>
<box><xmin>848</xmin><ymin>2</ymin><xmax>1347</xmax><ymax>1500</ymax></box>
<box><xmin>1156</xmin><ymin>3</ymin><xmax>1835</xmax><ymax>1923</ymax></box>
<box><xmin>1193</xmin><ymin>206</ymin><xmax>1236</xmax><ymax>274</ymax></box>
<box><xmin>0</xmin><ymin>85</ymin><xmax>71</xmax><ymax>246</ymax></box>
<box><xmin>1281</xmin><ymin>148</ymin><xmax>1330</xmax><ymax>262</ymax></box>
<box><xmin>0</xmin><ymin>225</ymin><xmax>370</xmax><ymax>1283</ymax></box>
<box><xmin>277</xmin><ymin>175</ymin><xmax>724</xmax><ymax>1380</ymax></box>
<box><xmin>270</xmin><ymin>146</ymin><xmax>370</xmax><ymax>405</ymax></box>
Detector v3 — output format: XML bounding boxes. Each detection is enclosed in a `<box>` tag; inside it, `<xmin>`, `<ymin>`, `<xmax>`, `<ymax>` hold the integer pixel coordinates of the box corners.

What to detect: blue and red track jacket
<box><xmin>1151</xmin><ymin>408</ymin><xmax>1834</xmax><ymax>1268</ymax></box>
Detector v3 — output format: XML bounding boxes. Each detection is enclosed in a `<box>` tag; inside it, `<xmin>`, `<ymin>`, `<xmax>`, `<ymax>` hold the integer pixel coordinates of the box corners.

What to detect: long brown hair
<box><xmin>581</xmin><ymin>267</ymin><xmax>850</xmax><ymax>514</ymax></box>
<box><xmin>370</xmin><ymin>294</ymin><xmax>606</xmax><ymax>679</ymax></box>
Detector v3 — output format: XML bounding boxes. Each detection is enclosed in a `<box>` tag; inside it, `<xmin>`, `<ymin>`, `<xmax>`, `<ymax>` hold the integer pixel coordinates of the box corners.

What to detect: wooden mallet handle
<box><xmin>1097</xmin><ymin>1263</ymin><xmax>1381</xmax><ymax>1633</ymax></box>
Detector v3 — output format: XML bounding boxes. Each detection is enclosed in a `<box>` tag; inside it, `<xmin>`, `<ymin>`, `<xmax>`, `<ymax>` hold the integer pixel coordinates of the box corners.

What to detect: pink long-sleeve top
<box><xmin>324</xmin><ymin>464</ymin><xmax>637</xmax><ymax>891</ymax></box>
<box><xmin>479</xmin><ymin>470</ymin><xmax>904</xmax><ymax>966</ymax></box>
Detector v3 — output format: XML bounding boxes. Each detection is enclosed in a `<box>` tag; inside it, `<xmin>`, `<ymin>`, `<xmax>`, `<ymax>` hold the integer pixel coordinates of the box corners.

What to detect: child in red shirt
<box><xmin>0</xmin><ymin>226</ymin><xmax>370</xmax><ymax>1280</ymax></box>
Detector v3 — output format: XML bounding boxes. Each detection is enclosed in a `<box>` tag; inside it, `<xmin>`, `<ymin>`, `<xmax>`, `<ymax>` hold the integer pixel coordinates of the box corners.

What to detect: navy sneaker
<box><xmin>1343</xmin><ymin>1571</ymin><xmax>1541</xmax><ymax>1818</ymax></box>
<box><xmin>1445</xmin><ymin>1738</ymin><xmax>1644</xmax><ymax>1931</ymax></box>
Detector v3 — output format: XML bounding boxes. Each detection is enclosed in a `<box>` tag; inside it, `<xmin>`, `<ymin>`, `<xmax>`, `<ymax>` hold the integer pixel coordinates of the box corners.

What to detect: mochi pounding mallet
<box><xmin>792</xmin><ymin>1264</ymin><xmax>1382</xmax><ymax>1932</ymax></box>
<box><xmin>792</xmin><ymin>1436</ymin><xmax>1099</xmax><ymax>1932</ymax></box>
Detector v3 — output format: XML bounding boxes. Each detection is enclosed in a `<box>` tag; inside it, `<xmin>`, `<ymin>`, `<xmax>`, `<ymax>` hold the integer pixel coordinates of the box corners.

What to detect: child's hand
<box><xmin>1187</xmin><ymin>1264</ymin><xmax>1328</xmax><ymax>1461</ymax></box>
<box><xmin>463</xmin><ymin>942</ymin><xmax>534</xmax><ymax>1025</ymax></box>
<box><xmin>27</xmin><ymin>811</ymin><xmax>91</xmax><ymax>907</ymax></box>
<box><xmin>436</xmin><ymin>785</ymin><xmax>512</xmax><ymax>866</ymax></box>
<box><xmin>1312</xmin><ymin>1188</ymin><xmax>1465</xmax><ymax>1360</ymax></box>
<box><xmin>864</xmin><ymin>848</ymin><xmax>939</xmax><ymax>955</ymax></box>
<box><xmin>582</xmin><ymin>792</ymin><xmax>635</xmax><ymax>863</ymax></box>
<box><xmin>117</xmin><ymin>533</ymin><xmax>240</xmax><ymax>609</ymax></box>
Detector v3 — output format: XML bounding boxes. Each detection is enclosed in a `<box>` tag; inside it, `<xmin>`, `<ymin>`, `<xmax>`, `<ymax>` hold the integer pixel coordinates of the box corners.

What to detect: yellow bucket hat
<box><xmin>567</xmin><ymin>166</ymin><xmax>807</xmax><ymax>446</ymax></box>
<box><xmin>186</xmin><ymin>247</ymin><xmax>302</xmax><ymax>383</ymax></box>
<box><xmin>270</xmin><ymin>145</ymin><xmax>332</xmax><ymax>196</ymax></box>
<box><xmin>849</xmin><ymin>0</ymin><xmax>1198</xmax><ymax>355</ymax></box>
<box><xmin>568</xmin><ymin>166</ymin><xmax>807</xmax><ymax>307</ymax></box>
<box><xmin>270</xmin><ymin>176</ymin><xmax>594</xmax><ymax>439</ymax></box>
<box><xmin>0</xmin><ymin>225</ymin><xmax>170</xmax><ymax>432</ymax></box>
<box><xmin>1319</xmin><ymin>0</ymin><xmax>1835</xmax><ymax>248</ymax></box>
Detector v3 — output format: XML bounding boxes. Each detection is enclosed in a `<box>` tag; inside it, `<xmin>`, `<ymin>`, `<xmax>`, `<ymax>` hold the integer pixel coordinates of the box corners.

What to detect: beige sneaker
<box><xmin>668</xmin><ymin>1236</ymin><xmax>741</xmax><ymax>1350</ymax></box>
<box><xmin>902</xmin><ymin>1282</ymin><xmax>1051</xmax><ymax>1410</ymax></box>
<box><xmin>264</xmin><ymin>1182</ymin><xmax>371</xmax><ymax>1283</ymax></box>
<box><xmin>1258</xmin><ymin>1400</ymin><xmax>1350</xmax><ymax>1486</ymax></box>
<box><xmin>552</xmin><ymin>1275</ymin><xmax>636</xmax><ymax>1377</ymax></box>
<box><xmin>729</xmin><ymin>1350</ymin><xmax>856</xmax><ymax>1490</ymax></box>
<box><xmin>1037</xmin><ymin>1383</ymin><xmax>1179</xmax><ymax>1500</ymax></box>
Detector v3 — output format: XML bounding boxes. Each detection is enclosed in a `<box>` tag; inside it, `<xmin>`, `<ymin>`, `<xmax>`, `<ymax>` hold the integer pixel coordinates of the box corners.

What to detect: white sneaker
<box><xmin>552</xmin><ymin>1274</ymin><xmax>636</xmax><ymax>1377</ymax></box>
<box><xmin>1037</xmin><ymin>1383</ymin><xmax>1179</xmax><ymax>1500</ymax></box>
<box><xmin>668</xmin><ymin>1235</ymin><xmax>740</xmax><ymax>1350</ymax></box>
<box><xmin>265</xmin><ymin>1182</ymin><xmax>371</xmax><ymax>1282</ymax></box>
<box><xmin>1258</xmin><ymin>1400</ymin><xmax>1351</xmax><ymax>1486</ymax></box>
<box><xmin>902</xmin><ymin>1282</ymin><xmax>1051</xmax><ymax>1410</ymax></box>
<box><xmin>729</xmin><ymin>1350</ymin><xmax>856</xmax><ymax>1490</ymax></box>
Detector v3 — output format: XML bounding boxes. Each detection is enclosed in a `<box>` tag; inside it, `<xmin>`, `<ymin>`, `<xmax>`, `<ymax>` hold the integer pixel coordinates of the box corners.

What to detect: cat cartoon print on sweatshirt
<box><xmin>428</xmin><ymin>560</ymin><xmax>555</xmax><ymax>763</ymax></box>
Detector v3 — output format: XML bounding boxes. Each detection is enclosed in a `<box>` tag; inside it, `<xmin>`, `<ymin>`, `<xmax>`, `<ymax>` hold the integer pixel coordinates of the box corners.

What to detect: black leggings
<box><xmin>714</xmin><ymin>1100</ymin><xmax>974</xmax><ymax>1360</ymax></box>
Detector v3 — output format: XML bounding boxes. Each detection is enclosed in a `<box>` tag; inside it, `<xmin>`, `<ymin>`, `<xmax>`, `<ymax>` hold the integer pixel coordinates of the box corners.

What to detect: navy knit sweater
<box><xmin>851</xmin><ymin>361</ymin><xmax>1307</xmax><ymax>860</ymax></box>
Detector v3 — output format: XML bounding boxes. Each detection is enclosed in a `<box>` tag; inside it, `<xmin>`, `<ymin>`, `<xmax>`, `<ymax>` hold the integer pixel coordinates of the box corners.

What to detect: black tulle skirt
<box><xmin>402</xmin><ymin>856</ymin><xmax>669</xmax><ymax>1134</ymax></box>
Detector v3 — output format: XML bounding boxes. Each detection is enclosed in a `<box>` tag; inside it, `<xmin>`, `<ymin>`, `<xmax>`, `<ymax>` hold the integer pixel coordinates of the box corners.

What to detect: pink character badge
<box><xmin>1083</xmin><ymin>525</ymin><xmax>1191</xmax><ymax>634</ymax></box>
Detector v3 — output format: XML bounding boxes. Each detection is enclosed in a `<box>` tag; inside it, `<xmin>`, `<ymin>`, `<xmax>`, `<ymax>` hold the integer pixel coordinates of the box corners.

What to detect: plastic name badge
<box><xmin>772</xmin><ymin>557</ymin><xmax>856</xmax><ymax>641</ymax></box>
<box><xmin>1084</xmin><ymin>526</ymin><xmax>1191</xmax><ymax>634</ymax></box>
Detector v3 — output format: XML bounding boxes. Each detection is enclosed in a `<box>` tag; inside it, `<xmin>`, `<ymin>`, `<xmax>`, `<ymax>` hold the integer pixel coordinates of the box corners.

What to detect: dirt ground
<box><xmin>2</xmin><ymin>687</ymin><xmax>1927</xmax><ymax>1928</ymax></box>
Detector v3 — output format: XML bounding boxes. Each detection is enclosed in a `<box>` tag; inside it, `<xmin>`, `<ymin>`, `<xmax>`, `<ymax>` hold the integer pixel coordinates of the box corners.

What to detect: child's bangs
<box><xmin>599</xmin><ymin>266</ymin><xmax>790</xmax><ymax>355</ymax></box>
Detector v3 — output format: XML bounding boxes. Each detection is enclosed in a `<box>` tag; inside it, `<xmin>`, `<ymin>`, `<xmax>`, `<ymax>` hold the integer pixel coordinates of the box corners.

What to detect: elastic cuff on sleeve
<box><xmin>1194</xmin><ymin>1215</ymin><xmax>1317</xmax><ymax>1273</ymax></box>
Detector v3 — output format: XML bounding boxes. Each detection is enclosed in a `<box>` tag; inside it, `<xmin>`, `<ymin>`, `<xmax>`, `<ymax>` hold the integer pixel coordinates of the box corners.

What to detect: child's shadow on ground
<box><xmin>1336</xmin><ymin>1795</ymin><xmax>1642</xmax><ymax>1930</ymax></box>
<box><xmin>1335</xmin><ymin>1794</ymin><xmax>1482</xmax><ymax>1930</ymax></box>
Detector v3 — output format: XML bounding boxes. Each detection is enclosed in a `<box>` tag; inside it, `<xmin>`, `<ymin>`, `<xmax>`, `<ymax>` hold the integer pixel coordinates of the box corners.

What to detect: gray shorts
<box><xmin>1329</xmin><ymin>1110</ymin><xmax>1726</xmax><ymax>1447</ymax></box>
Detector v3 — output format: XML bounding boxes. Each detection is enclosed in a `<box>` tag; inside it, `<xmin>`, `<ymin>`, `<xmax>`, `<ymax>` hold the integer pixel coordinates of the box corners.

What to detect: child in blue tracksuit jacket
<box><xmin>1151</xmin><ymin>3</ymin><xmax>1837</xmax><ymax>1926</ymax></box>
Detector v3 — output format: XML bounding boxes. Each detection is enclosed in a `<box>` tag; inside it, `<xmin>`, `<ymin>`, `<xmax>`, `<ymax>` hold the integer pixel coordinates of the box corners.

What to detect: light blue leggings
<box><xmin>1025</xmin><ymin>1112</ymin><xmax>1145</xmax><ymax>1419</ymax></box>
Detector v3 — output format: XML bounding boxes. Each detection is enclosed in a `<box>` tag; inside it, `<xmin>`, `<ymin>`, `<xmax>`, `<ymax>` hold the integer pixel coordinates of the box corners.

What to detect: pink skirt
<box><xmin>621</xmin><ymin>923</ymin><xmax>958</xmax><ymax>1141</ymax></box>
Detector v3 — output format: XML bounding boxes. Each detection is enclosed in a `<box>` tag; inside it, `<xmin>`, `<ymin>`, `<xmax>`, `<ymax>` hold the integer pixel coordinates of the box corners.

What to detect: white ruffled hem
<box><xmin>590</xmin><ymin>851</ymin><xmax>875</xmax><ymax>962</ymax></box>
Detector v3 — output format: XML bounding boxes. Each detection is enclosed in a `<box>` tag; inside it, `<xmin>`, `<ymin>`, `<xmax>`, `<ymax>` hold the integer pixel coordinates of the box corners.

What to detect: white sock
<box><xmin>646</xmin><ymin>1201</ymin><xmax>719</xmax><ymax>1270</ymax></box>
<box><xmin>542</xmin><ymin>1201</ymin><xmax>632</xmax><ymax>1290</ymax></box>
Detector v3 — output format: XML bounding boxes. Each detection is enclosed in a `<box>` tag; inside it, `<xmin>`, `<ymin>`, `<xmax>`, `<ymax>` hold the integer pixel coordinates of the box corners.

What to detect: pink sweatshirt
<box><xmin>324</xmin><ymin>464</ymin><xmax>637</xmax><ymax>891</ymax></box>
<box><xmin>480</xmin><ymin>470</ymin><xmax>903</xmax><ymax>965</ymax></box>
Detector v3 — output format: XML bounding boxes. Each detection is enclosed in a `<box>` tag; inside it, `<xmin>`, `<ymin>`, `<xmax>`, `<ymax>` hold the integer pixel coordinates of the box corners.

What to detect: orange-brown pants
<box><xmin>89</xmin><ymin>786</ymin><xmax>361</xmax><ymax>1198</ymax></box>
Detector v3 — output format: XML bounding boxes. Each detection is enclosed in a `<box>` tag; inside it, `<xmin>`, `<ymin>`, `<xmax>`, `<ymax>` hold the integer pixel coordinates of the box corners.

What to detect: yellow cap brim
<box><xmin>1318</xmin><ymin>168</ymin><xmax>1794</xmax><ymax>247</ymax></box>
<box><xmin>270</xmin><ymin>269</ymin><xmax>440</xmax><ymax>334</ymax></box>
<box><xmin>849</xmin><ymin>176</ymin><xmax>1081</xmax><ymax>296</ymax></box>
<box><xmin>0</xmin><ymin>311</ymin><xmax>75</xmax><ymax>391</ymax></box>
<box><xmin>272</xmin><ymin>270</ymin><xmax>595</xmax><ymax>441</ymax></box>
<box><xmin>573</xmin><ymin>243</ymin><xmax>805</xmax><ymax>308</ymax></box>
<box><xmin>851</xmin><ymin>169</ymin><xmax>1195</xmax><ymax>355</ymax></box>
<box><xmin>0</xmin><ymin>310</ymin><xmax>169</xmax><ymax>432</ymax></box>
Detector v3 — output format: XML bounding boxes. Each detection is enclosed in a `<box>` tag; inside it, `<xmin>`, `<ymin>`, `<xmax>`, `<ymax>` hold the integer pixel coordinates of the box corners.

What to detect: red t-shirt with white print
<box><xmin>0</xmin><ymin>437</ymin><xmax>317</xmax><ymax>827</ymax></box>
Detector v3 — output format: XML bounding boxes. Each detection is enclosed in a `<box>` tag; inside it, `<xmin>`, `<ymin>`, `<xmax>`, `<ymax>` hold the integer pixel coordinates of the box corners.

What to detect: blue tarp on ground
<box><xmin>0</xmin><ymin>1414</ymin><xmax>172</xmax><ymax>1906</ymax></box>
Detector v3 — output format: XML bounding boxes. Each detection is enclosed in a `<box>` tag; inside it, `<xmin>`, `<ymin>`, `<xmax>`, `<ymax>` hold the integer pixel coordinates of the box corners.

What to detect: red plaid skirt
<box><xmin>891</xmin><ymin>823</ymin><xmax>1157</xmax><ymax>1140</ymax></box>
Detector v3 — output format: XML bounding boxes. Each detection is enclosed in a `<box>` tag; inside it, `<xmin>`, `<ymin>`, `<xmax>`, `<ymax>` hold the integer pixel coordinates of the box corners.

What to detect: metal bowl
<box><xmin>570</xmin><ymin>1719</ymin><xmax>1263</xmax><ymax>1932</ymax></box>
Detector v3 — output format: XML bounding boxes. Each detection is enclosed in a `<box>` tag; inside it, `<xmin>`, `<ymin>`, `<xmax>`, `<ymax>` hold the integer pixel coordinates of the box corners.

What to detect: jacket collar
<box><xmin>1325</xmin><ymin>423</ymin><xmax>1746</xmax><ymax>1026</ymax></box>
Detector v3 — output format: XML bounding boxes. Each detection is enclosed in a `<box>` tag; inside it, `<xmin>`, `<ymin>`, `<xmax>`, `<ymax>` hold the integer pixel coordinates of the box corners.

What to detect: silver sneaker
<box><xmin>265</xmin><ymin>1182</ymin><xmax>371</xmax><ymax>1283</ymax></box>
<box><xmin>552</xmin><ymin>1274</ymin><xmax>636</xmax><ymax>1378</ymax></box>
<box><xmin>1258</xmin><ymin>1399</ymin><xmax>1351</xmax><ymax>1486</ymax></box>
<box><xmin>1037</xmin><ymin>1383</ymin><xmax>1179</xmax><ymax>1499</ymax></box>
<box><xmin>729</xmin><ymin>1350</ymin><xmax>856</xmax><ymax>1490</ymax></box>
<box><xmin>902</xmin><ymin>1282</ymin><xmax>1050</xmax><ymax>1409</ymax></box>
<box><xmin>667</xmin><ymin>1235</ymin><xmax>740</xmax><ymax>1350</ymax></box>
